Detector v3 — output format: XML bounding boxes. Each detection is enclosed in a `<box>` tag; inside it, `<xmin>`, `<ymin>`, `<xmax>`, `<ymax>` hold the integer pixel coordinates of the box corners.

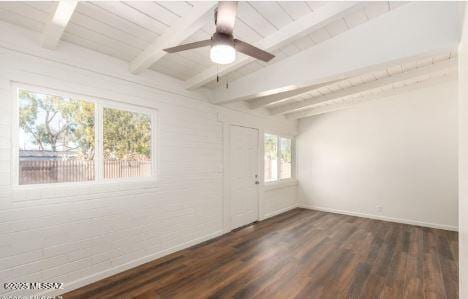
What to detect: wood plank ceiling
<box><xmin>0</xmin><ymin>1</ymin><xmax>455</xmax><ymax>120</ymax></box>
<box><xmin>262</xmin><ymin>50</ymin><xmax>457</xmax><ymax>119</ymax></box>
<box><xmin>0</xmin><ymin>1</ymin><xmax>404</xmax><ymax>86</ymax></box>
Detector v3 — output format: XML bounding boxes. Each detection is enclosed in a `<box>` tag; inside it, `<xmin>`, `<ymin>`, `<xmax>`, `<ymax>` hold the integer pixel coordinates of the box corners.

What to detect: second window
<box><xmin>264</xmin><ymin>133</ymin><xmax>293</xmax><ymax>183</ymax></box>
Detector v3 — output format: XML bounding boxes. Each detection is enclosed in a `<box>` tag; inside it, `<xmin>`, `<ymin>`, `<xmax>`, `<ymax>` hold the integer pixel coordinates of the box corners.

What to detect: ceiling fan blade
<box><xmin>163</xmin><ymin>40</ymin><xmax>211</xmax><ymax>53</ymax></box>
<box><xmin>215</xmin><ymin>1</ymin><xmax>238</xmax><ymax>34</ymax></box>
<box><xmin>234</xmin><ymin>39</ymin><xmax>275</xmax><ymax>62</ymax></box>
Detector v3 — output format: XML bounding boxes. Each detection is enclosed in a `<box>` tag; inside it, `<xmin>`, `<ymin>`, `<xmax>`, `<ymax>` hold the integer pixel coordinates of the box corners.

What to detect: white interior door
<box><xmin>230</xmin><ymin>125</ymin><xmax>259</xmax><ymax>230</ymax></box>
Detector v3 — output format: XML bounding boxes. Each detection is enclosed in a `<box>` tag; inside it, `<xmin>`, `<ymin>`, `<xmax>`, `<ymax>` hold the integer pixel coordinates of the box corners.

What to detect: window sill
<box><xmin>264</xmin><ymin>179</ymin><xmax>298</xmax><ymax>191</ymax></box>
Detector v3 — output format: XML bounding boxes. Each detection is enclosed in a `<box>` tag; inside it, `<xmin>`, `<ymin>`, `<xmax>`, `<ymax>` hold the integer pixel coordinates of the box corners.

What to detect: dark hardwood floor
<box><xmin>63</xmin><ymin>208</ymin><xmax>458</xmax><ymax>299</ymax></box>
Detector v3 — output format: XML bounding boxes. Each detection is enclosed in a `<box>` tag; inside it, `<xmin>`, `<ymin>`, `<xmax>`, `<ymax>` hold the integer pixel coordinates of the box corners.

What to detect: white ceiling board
<box><xmin>237</xmin><ymin>2</ymin><xmax>277</xmax><ymax>38</ymax></box>
<box><xmin>1</xmin><ymin>2</ymin><xmax>49</xmax><ymax>23</ymax></box>
<box><xmin>157</xmin><ymin>1</ymin><xmax>194</xmax><ymax>17</ymax></box>
<box><xmin>90</xmin><ymin>2</ymin><xmax>166</xmax><ymax>35</ymax></box>
<box><xmin>177</xmin><ymin>47</ymin><xmax>212</xmax><ymax>70</ymax></box>
<box><xmin>0</xmin><ymin>6</ymin><xmax>45</xmax><ymax>33</ymax></box>
<box><xmin>69</xmin><ymin>12</ymin><xmax>150</xmax><ymax>50</ymax></box>
<box><xmin>76</xmin><ymin>2</ymin><xmax>158</xmax><ymax>43</ymax></box>
<box><xmin>26</xmin><ymin>1</ymin><xmax>56</xmax><ymax>14</ymax></box>
<box><xmin>123</xmin><ymin>2</ymin><xmax>180</xmax><ymax>27</ymax></box>
<box><xmin>249</xmin><ymin>1</ymin><xmax>294</xmax><ymax>30</ymax></box>
<box><xmin>277</xmin><ymin>1</ymin><xmax>313</xmax><ymax>21</ymax></box>
<box><xmin>150</xmin><ymin>54</ymin><xmax>197</xmax><ymax>81</ymax></box>
<box><xmin>232</xmin><ymin>18</ymin><xmax>263</xmax><ymax>43</ymax></box>
<box><xmin>61</xmin><ymin>32</ymin><xmax>137</xmax><ymax>62</ymax></box>
<box><xmin>65</xmin><ymin>22</ymin><xmax>143</xmax><ymax>54</ymax></box>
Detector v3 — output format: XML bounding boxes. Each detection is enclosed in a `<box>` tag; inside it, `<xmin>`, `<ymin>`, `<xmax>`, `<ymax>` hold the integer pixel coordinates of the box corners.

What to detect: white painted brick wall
<box><xmin>0</xmin><ymin>21</ymin><xmax>298</xmax><ymax>297</ymax></box>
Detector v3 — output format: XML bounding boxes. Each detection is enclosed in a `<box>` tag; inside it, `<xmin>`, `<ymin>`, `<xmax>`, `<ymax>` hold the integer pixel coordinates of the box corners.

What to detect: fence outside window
<box><xmin>19</xmin><ymin>160</ymin><xmax>151</xmax><ymax>185</ymax></box>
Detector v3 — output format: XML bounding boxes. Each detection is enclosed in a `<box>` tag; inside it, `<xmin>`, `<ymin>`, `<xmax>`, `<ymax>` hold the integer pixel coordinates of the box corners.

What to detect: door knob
<box><xmin>255</xmin><ymin>181</ymin><xmax>259</xmax><ymax>185</ymax></box>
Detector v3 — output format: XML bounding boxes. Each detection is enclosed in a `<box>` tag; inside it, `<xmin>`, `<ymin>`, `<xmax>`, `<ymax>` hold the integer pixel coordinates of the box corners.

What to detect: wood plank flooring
<box><xmin>63</xmin><ymin>208</ymin><xmax>458</xmax><ymax>299</ymax></box>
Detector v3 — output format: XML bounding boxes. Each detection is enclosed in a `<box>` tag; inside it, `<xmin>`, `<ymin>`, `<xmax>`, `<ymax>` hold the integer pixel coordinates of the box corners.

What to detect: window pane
<box><xmin>280</xmin><ymin>137</ymin><xmax>292</xmax><ymax>179</ymax></box>
<box><xmin>103</xmin><ymin>107</ymin><xmax>152</xmax><ymax>179</ymax></box>
<box><xmin>264</xmin><ymin>134</ymin><xmax>278</xmax><ymax>182</ymax></box>
<box><xmin>18</xmin><ymin>89</ymin><xmax>95</xmax><ymax>185</ymax></box>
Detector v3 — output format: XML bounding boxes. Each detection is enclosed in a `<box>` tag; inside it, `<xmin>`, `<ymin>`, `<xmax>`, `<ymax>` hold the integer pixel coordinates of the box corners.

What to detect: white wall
<box><xmin>459</xmin><ymin>3</ymin><xmax>468</xmax><ymax>297</ymax></box>
<box><xmin>263</xmin><ymin>182</ymin><xmax>298</xmax><ymax>219</ymax></box>
<box><xmin>0</xmin><ymin>21</ymin><xmax>298</xmax><ymax>297</ymax></box>
<box><xmin>297</xmin><ymin>80</ymin><xmax>458</xmax><ymax>230</ymax></box>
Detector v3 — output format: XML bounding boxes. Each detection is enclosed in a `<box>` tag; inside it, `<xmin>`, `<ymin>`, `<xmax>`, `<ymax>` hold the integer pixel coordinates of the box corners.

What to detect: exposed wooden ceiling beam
<box><xmin>247</xmin><ymin>79</ymin><xmax>343</xmax><ymax>109</ymax></box>
<box><xmin>42</xmin><ymin>1</ymin><xmax>77</xmax><ymax>49</ymax></box>
<box><xmin>286</xmin><ymin>73</ymin><xmax>457</xmax><ymax>120</ymax></box>
<box><xmin>130</xmin><ymin>2</ymin><xmax>217</xmax><ymax>74</ymax></box>
<box><xmin>185</xmin><ymin>2</ymin><xmax>359</xmax><ymax>90</ymax></box>
<box><xmin>269</xmin><ymin>58</ymin><xmax>457</xmax><ymax>115</ymax></box>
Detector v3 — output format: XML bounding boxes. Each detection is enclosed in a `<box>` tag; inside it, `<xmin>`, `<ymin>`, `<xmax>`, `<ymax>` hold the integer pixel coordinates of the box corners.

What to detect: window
<box><xmin>103</xmin><ymin>107</ymin><xmax>152</xmax><ymax>179</ymax></box>
<box><xmin>264</xmin><ymin>134</ymin><xmax>278</xmax><ymax>182</ymax></box>
<box><xmin>264</xmin><ymin>133</ymin><xmax>293</xmax><ymax>182</ymax></box>
<box><xmin>16</xmin><ymin>86</ymin><xmax>156</xmax><ymax>185</ymax></box>
<box><xmin>279</xmin><ymin>137</ymin><xmax>292</xmax><ymax>179</ymax></box>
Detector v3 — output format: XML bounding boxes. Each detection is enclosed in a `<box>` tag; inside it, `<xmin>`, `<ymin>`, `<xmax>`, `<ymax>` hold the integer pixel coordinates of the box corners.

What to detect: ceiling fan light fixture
<box><xmin>210</xmin><ymin>33</ymin><xmax>236</xmax><ymax>65</ymax></box>
<box><xmin>210</xmin><ymin>44</ymin><xmax>236</xmax><ymax>65</ymax></box>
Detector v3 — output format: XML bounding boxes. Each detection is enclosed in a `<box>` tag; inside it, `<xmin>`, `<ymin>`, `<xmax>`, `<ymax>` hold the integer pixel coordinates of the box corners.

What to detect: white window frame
<box><xmin>11</xmin><ymin>83</ymin><xmax>158</xmax><ymax>188</ymax></box>
<box><xmin>264</xmin><ymin>133</ymin><xmax>295</xmax><ymax>184</ymax></box>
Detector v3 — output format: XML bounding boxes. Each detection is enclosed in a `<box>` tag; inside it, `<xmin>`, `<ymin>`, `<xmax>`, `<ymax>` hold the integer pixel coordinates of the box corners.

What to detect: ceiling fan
<box><xmin>163</xmin><ymin>1</ymin><xmax>275</xmax><ymax>65</ymax></box>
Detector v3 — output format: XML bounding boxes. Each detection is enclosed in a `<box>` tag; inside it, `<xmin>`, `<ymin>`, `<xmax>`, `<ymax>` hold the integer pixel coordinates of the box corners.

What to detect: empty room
<box><xmin>1</xmin><ymin>1</ymin><xmax>468</xmax><ymax>298</ymax></box>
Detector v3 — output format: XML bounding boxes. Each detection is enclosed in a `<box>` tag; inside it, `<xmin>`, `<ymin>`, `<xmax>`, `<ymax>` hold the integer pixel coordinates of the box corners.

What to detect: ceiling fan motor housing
<box><xmin>211</xmin><ymin>32</ymin><xmax>235</xmax><ymax>48</ymax></box>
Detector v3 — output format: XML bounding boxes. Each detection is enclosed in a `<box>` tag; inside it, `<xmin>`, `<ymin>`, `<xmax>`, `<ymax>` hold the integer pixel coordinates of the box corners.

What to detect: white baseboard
<box><xmin>43</xmin><ymin>230</ymin><xmax>224</xmax><ymax>297</ymax></box>
<box><xmin>300</xmin><ymin>204</ymin><xmax>458</xmax><ymax>232</ymax></box>
<box><xmin>262</xmin><ymin>204</ymin><xmax>298</xmax><ymax>220</ymax></box>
